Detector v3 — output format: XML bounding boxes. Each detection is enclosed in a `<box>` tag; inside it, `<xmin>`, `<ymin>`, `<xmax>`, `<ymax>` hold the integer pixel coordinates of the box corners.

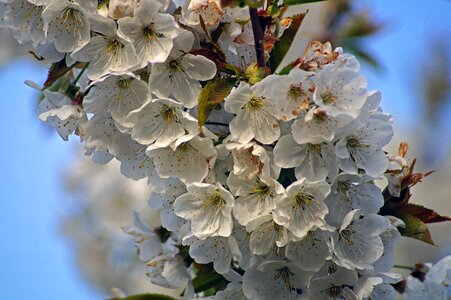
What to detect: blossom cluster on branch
<box><xmin>1</xmin><ymin>0</ymin><xmax>450</xmax><ymax>299</ymax></box>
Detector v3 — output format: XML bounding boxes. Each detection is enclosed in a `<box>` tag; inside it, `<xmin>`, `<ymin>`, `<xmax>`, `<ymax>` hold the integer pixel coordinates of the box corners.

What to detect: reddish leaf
<box><xmin>400</xmin><ymin>203</ymin><xmax>451</xmax><ymax>224</ymax></box>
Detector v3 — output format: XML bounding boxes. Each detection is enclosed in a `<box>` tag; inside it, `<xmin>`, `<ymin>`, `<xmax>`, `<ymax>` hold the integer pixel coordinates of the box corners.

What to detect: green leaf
<box><xmin>398</xmin><ymin>213</ymin><xmax>435</xmax><ymax>245</ymax></box>
<box><xmin>113</xmin><ymin>293</ymin><xmax>176</xmax><ymax>300</ymax></box>
<box><xmin>197</xmin><ymin>77</ymin><xmax>236</xmax><ymax>127</ymax></box>
<box><xmin>269</xmin><ymin>12</ymin><xmax>307</xmax><ymax>72</ymax></box>
<box><xmin>192</xmin><ymin>272</ymin><xmax>227</xmax><ymax>293</ymax></box>
<box><xmin>282</xmin><ymin>0</ymin><xmax>326</xmax><ymax>7</ymax></box>
<box><xmin>43</xmin><ymin>59</ymin><xmax>79</xmax><ymax>90</ymax></box>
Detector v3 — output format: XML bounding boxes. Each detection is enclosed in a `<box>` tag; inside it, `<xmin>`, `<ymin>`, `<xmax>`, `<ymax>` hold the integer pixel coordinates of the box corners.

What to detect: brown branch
<box><xmin>249</xmin><ymin>7</ymin><xmax>265</xmax><ymax>67</ymax></box>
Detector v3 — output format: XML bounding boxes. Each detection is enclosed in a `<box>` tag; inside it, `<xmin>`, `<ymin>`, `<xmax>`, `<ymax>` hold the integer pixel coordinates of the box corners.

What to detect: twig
<box><xmin>199</xmin><ymin>16</ymin><xmax>226</xmax><ymax>60</ymax></box>
<box><xmin>249</xmin><ymin>7</ymin><xmax>266</xmax><ymax>67</ymax></box>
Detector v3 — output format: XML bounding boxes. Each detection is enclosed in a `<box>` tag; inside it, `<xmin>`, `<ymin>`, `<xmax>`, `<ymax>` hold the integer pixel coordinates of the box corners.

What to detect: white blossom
<box><xmin>331</xmin><ymin>210</ymin><xmax>390</xmax><ymax>270</ymax></box>
<box><xmin>182</xmin><ymin>234</ymin><xmax>241</xmax><ymax>274</ymax></box>
<box><xmin>228</xmin><ymin>172</ymin><xmax>284</xmax><ymax>226</ymax></box>
<box><xmin>146</xmin><ymin>134</ymin><xmax>217</xmax><ymax>184</ymax></box>
<box><xmin>174</xmin><ymin>182</ymin><xmax>234</xmax><ymax>239</ymax></box>
<box><xmin>118</xmin><ymin>0</ymin><xmax>181</xmax><ymax>67</ymax></box>
<box><xmin>125</xmin><ymin>97</ymin><xmax>198</xmax><ymax>148</ymax></box>
<box><xmin>242</xmin><ymin>260</ymin><xmax>311</xmax><ymax>300</ymax></box>
<box><xmin>224</xmin><ymin>81</ymin><xmax>280</xmax><ymax>145</ymax></box>
<box><xmin>83</xmin><ymin>73</ymin><xmax>150</xmax><ymax>127</ymax></box>
<box><xmin>148</xmin><ymin>30</ymin><xmax>217</xmax><ymax>108</ymax></box>
<box><xmin>38</xmin><ymin>90</ymin><xmax>87</xmax><ymax>141</ymax></box>
<box><xmin>42</xmin><ymin>0</ymin><xmax>92</xmax><ymax>53</ymax></box>
<box><xmin>71</xmin><ymin>14</ymin><xmax>139</xmax><ymax>80</ymax></box>
<box><xmin>273</xmin><ymin>178</ymin><xmax>330</xmax><ymax>240</ymax></box>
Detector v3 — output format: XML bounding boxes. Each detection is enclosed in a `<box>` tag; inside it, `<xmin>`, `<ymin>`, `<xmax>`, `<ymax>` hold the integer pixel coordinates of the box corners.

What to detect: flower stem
<box><xmin>393</xmin><ymin>264</ymin><xmax>415</xmax><ymax>271</ymax></box>
<box><xmin>249</xmin><ymin>7</ymin><xmax>266</xmax><ymax>68</ymax></box>
<box><xmin>73</xmin><ymin>62</ymin><xmax>90</xmax><ymax>86</ymax></box>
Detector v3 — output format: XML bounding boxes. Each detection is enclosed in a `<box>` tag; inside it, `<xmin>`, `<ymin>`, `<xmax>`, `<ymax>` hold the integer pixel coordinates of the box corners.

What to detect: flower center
<box><xmin>323</xmin><ymin>284</ymin><xmax>343</xmax><ymax>297</ymax></box>
<box><xmin>347</xmin><ymin>137</ymin><xmax>369</xmax><ymax>148</ymax></box>
<box><xmin>246</xmin><ymin>95</ymin><xmax>265</xmax><ymax>110</ymax></box>
<box><xmin>204</xmin><ymin>190</ymin><xmax>226</xmax><ymax>209</ymax></box>
<box><xmin>160</xmin><ymin>105</ymin><xmax>177</xmax><ymax>124</ymax></box>
<box><xmin>60</xmin><ymin>7</ymin><xmax>79</xmax><ymax>32</ymax></box>
<box><xmin>253</xmin><ymin>178</ymin><xmax>272</xmax><ymax>197</ymax></box>
<box><xmin>274</xmin><ymin>266</ymin><xmax>294</xmax><ymax>291</ymax></box>
<box><xmin>336</xmin><ymin>180</ymin><xmax>352</xmax><ymax>202</ymax></box>
<box><xmin>291</xmin><ymin>190</ymin><xmax>315</xmax><ymax>209</ymax></box>
<box><xmin>321</xmin><ymin>90</ymin><xmax>337</xmax><ymax>105</ymax></box>
<box><xmin>106</xmin><ymin>38</ymin><xmax>123</xmax><ymax>54</ymax></box>
<box><xmin>312</xmin><ymin>109</ymin><xmax>328</xmax><ymax>124</ymax></box>
<box><xmin>308</xmin><ymin>143</ymin><xmax>322</xmax><ymax>153</ymax></box>
<box><xmin>168</xmin><ymin>59</ymin><xmax>183</xmax><ymax>72</ymax></box>
<box><xmin>116</xmin><ymin>78</ymin><xmax>131</xmax><ymax>90</ymax></box>
<box><xmin>339</xmin><ymin>228</ymin><xmax>354</xmax><ymax>245</ymax></box>
<box><xmin>143</xmin><ymin>23</ymin><xmax>164</xmax><ymax>40</ymax></box>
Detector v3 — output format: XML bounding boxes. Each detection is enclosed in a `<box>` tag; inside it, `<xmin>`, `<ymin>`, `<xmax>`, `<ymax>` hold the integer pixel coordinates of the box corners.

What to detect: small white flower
<box><xmin>146</xmin><ymin>253</ymin><xmax>193</xmax><ymax>293</ymax></box>
<box><xmin>291</xmin><ymin>107</ymin><xmax>353</xmax><ymax>144</ymax></box>
<box><xmin>123</xmin><ymin>211</ymin><xmax>164</xmax><ymax>262</ymax></box>
<box><xmin>111</xmin><ymin>134</ymin><xmax>160</xmax><ymax>180</ymax></box>
<box><xmin>335</xmin><ymin>113</ymin><xmax>393</xmax><ymax>177</ymax></box>
<box><xmin>404</xmin><ymin>255</ymin><xmax>451</xmax><ymax>300</ymax></box>
<box><xmin>331</xmin><ymin>210</ymin><xmax>390</xmax><ymax>270</ymax></box>
<box><xmin>242</xmin><ymin>260</ymin><xmax>311</xmax><ymax>300</ymax></box>
<box><xmin>125</xmin><ymin>97</ymin><xmax>198</xmax><ymax>148</ymax></box>
<box><xmin>148</xmin><ymin>30</ymin><xmax>217</xmax><ymax>108</ymax></box>
<box><xmin>42</xmin><ymin>0</ymin><xmax>92</xmax><ymax>53</ymax></box>
<box><xmin>148</xmin><ymin>178</ymin><xmax>188</xmax><ymax>233</ymax></box>
<box><xmin>285</xmin><ymin>229</ymin><xmax>332</xmax><ymax>272</ymax></box>
<box><xmin>83</xmin><ymin>111</ymin><xmax>119</xmax><ymax>155</ymax></box>
<box><xmin>38</xmin><ymin>90</ymin><xmax>87</xmax><ymax>141</ymax></box>
<box><xmin>313</xmin><ymin>63</ymin><xmax>367</xmax><ymax>119</ymax></box>
<box><xmin>325</xmin><ymin>173</ymin><xmax>384</xmax><ymax>227</ymax></box>
<box><xmin>246</xmin><ymin>214</ymin><xmax>288</xmax><ymax>254</ymax></box>
<box><xmin>227</xmin><ymin>172</ymin><xmax>284</xmax><ymax>226</ymax></box>
<box><xmin>273</xmin><ymin>178</ymin><xmax>330</xmax><ymax>240</ymax></box>
<box><xmin>182</xmin><ymin>234</ymin><xmax>241</xmax><ymax>274</ymax></box>
<box><xmin>118</xmin><ymin>0</ymin><xmax>181</xmax><ymax>67</ymax></box>
<box><xmin>146</xmin><ymin>134</ymin><xmax>217</xmax><ymax>184</ymax></box>
<box><xmin>225</xmin><ymin>140</ymin><xmax>273</xmax><ymax>179</ymax></box>
<box><xmin>3</xmin><ymin>0</ymin><xmax>45</xmax><ymax>44</ymax></box>
<box><xmin>308</xmin><ymin>267</ymin><xmax>359</xmax><ymax>300</ymax></box>
<box><xmin>274</xmin><ymin>134</ymin><xmax>338</xmax><ymax>182</ymax></box>
<box><xmin>83</xmin><ymin>73</ymin><xmax>150</xmax><ymax>127</ymax></box>
<box><xmin>71</xmin><ymin>14</ymin><xmax>139</xmax><ymax>80</ymax></box>
<box><xmin>181</xmin><ymin>0</ymin><xmax>223</xmax><ymax>26</ymax></box>
<box><xmin>257</xmin><ymin>69</ymin><xmax>315</xmax><ymax>122</ymax></box>
<box><xmin>224</xmin><ymin>81</ymin><xmax>280</xmax><ymax>145</ymax></box>
<box><xmin>174</xmin><ymin>182</ymin><xmax>234</xmax><ymax>239</ymax></box>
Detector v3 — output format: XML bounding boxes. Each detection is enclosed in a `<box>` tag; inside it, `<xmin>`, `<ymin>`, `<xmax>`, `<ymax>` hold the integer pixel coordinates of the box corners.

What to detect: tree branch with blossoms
<box><xmin>1</xmin><ymin>0</ymin><xmax>450</xmax><ymax>299</ymax></box>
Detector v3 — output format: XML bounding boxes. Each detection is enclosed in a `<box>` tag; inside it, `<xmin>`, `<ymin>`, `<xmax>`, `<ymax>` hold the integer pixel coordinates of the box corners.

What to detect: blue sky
<box><xmin>0</xmin><ymin>1</ymin><xmax>450</xmax><ymax>299</ymax></box>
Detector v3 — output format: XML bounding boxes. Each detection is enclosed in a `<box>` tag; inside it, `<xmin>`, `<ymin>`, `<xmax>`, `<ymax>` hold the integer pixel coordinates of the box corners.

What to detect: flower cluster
<box><xmin>1</xmin><ymin>0</ymin><xmax>415</xmax><ymax>299</ymax></box>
